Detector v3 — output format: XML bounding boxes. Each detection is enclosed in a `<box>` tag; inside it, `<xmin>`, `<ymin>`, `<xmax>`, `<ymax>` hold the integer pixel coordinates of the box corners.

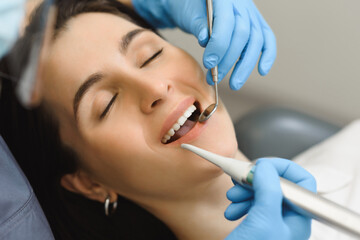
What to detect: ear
<box><xmin>60</xmin><ymin>171</ymin><xmax>118</xmax><ymax>203</ymax></box>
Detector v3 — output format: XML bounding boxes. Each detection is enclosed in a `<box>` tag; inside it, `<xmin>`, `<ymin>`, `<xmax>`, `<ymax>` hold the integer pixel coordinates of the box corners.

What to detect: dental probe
<box><xmin>199</xmin><ymin>0</ymin><xmax>219</xmax><ymax>122</ymax></box>
<box><xmin>181</xmin><ymin>143</ymin><xmax>360</xmax><ymax>238</ymax></box>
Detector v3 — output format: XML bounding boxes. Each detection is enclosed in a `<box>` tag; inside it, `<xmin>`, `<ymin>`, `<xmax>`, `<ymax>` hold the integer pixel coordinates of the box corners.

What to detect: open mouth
<box><xmin>161</xmin><ymin>101</ymin><xmax>201</xmax><ymax>144</ymax></box>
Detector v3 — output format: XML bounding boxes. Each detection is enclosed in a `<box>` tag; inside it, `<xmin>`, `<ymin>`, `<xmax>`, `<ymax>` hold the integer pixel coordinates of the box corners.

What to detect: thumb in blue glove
<box><xmin>0</xmin><ymin>0</ymin><xmax>26</xmax><ymax>58</ymax></box>
<box><xmin>225</xmin><ymin>158</ymin><xmax>316</xmax><ymax>240</ymax></box>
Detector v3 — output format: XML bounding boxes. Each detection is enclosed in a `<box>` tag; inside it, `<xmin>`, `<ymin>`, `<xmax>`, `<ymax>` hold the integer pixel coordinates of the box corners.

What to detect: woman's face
<box><xmin>42</xmin><ymin>12</ymin><xmax>238</xmax><ymax>203</ymax></box>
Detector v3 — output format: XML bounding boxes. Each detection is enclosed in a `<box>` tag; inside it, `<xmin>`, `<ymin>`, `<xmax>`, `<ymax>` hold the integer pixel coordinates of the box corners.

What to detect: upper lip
<box><xmin>159</xmin><ymin>96</ymin><xmax>197</xmax><ymax>142</ymax></box>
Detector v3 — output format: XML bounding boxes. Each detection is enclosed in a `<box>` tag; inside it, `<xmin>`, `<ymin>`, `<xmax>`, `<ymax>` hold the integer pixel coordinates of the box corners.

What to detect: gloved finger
<box><xmin>283</xmin><ymin>204</ymin><xmax>312</xmax><ymax>240</ymax></box>
<box><xmin>226</xmin><ymin>184</ymin><xmax>253</xmax><ymax>202</ymax></box>
<box><xmin>283</xmin><ymin>209</ymin><xmax>312</xmax><ymax>240</ymax></box>
<box><xmin>251</xmin><ymin>161</ymin><xmax>283</xmax><ymax>216</ymax></box>
<box><xmin>229</xmin><ymin>9</ymin><xmax>264</xmax><ymax>90</ymax></box>
<box><xmin>255</xmin><ymin>11</ymin><xmax>277</xmax><ymax>76</ymax></box>
<box><xmin>187</xmin><ymin>2</ymin><xmax>209</xmax><ymax>47</ymax></box>
<box><xmin>203</xmin><ymin>1</ymin><xmax>235</xmax><ymax>69</ymax></box>
<box><xmin>255</xmin><ymin>158</ymin><xmax>314</xmax><ymax>239</ymax></box>
<box><xmin>256</xmin><ymin>158</ymin><xmax>317</xmax><ymax>193</ymax></box>
<box><xmin>231</xmin><ymin>178</ymin><xmax>240</xmax><ymax>185</ymax></box>
<box><xmin>197</xmin><ymin>25</ymin><xmax>210</xmax><ymax>47</ymax></box>
<box><xmin>132</xmin><ymin>0</ymin><xmax>174</xmax><ymax>28</ymax></box>
<box><xmin>224</xmin><ymin>200</ymin><xmax>252</xmax><ymax>221</ymax></box>
<box><xmin>206</xmin><ymin>6</ymin><xmax>250</xmax><ymax>85</ymax></box>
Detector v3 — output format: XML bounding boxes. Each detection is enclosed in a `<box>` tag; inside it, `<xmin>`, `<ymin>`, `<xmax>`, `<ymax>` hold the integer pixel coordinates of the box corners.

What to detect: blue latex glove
<box><xmin>0</xmin><ymin>0</ymin><xmax>25</xmax><ymax>58</ymax></box>
<box><xmin>225</xmin><ymin>158</ymin><xmax>316</xmax><ymax>240</ymax></box>
<box><xmin>132</xmin><ymin>0</ymin><xmax>276</xmax><ymax>90</ymax></box>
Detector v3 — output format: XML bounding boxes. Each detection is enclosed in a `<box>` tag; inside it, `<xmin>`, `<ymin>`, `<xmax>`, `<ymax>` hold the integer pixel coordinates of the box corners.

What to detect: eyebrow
<box><xmin>120</xmin><ymin>28</ymin><xmax>148</xmax><ymax>53</ymax></box>
<box><xmin>73</xmin><ymin>72</ymin><xmax>104</xmax><ymax>120</ymax></box>
<box><xmin>73</xmin><ymin>28</ymin><xmax>148</xmax><ymax>120</ymax></box>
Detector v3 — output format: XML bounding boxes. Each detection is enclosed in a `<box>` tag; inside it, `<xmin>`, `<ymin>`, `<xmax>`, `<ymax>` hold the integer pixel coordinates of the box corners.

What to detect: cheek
<box><xmin>167</xmin><ymin>48</ymin><xmax>209</xmax><ymax>89</ymax></box>
<box><xmin>77</xmin><ymin>116</ymin><xmax>174</xmax><ymax>197</ymax></box>
<box><xmin>80</xmin><ymin>120</ymin><xmax>147</xmax><ymax>176</ymax></box>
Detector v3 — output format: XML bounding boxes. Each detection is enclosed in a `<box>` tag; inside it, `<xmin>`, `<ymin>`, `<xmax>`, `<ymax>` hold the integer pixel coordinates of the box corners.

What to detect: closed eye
<box><xmin>140</xmin><ymin>48</ymin><xmax>163</xmax><ymax>68</ymax></box>
<box><xmin>99</xmin><ymin>93</ymin><xmax>118</xmax><ymax>119</ymax></box>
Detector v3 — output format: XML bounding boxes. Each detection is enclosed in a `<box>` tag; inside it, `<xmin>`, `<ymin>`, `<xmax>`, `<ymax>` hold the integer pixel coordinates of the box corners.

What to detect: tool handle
<box><xmin>206</xmin><ymin>0</ymin><xmax>214</xmax><ymax>36</ymax></box>
<box><xmin>206</xmin><ymin>0</ymin><xmax>218</xmax><ymax>82</ymax></box>
<box><xmin>280</xmin><ymin>177</ymin><xmax>360</xmax><ymax>237</ymax></box>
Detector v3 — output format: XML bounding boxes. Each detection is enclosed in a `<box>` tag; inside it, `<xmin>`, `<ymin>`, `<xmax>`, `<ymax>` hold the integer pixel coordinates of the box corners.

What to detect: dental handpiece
<box><xmin>181</xmin><ymin>144</ymin><xmax>360</xmax><ymax>238</ymax></box>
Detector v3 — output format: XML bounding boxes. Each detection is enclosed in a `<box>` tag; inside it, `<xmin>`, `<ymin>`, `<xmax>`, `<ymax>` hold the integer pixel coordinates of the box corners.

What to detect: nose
<box><xmin>137</xmin><ymin>77</ymin><xmax>171</xmax><ymax>114</ymax></box>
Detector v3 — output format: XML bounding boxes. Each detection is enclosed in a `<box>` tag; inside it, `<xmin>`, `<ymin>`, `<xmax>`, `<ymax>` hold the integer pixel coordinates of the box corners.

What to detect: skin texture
<box><xmin>41</xmin><ymin>13</ymin><xmax>248</xmax><ymax>239</ymax></box>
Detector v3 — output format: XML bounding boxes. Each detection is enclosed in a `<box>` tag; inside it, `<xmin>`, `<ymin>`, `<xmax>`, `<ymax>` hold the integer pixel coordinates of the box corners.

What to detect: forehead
<box><xmin>47</xmin><ymin>12</ymin><xmax>139</xmax><ymax>75</ymax></box>
<box><xmin>41</xmin><ymin>13</ymin><xmax>139</xmax><ymax>113</ymax></box>
<box><xmin>55</xmin><ymin>12</ymin><xmax>139</xmax><ymax>52</ymax></box>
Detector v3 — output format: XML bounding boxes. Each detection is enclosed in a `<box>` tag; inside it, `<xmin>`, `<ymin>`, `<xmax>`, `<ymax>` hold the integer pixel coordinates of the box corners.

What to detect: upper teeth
<box><xmin>161</xmin><ymin>104</ymin><xmax>196</xmax><ymax>144</ymax></box>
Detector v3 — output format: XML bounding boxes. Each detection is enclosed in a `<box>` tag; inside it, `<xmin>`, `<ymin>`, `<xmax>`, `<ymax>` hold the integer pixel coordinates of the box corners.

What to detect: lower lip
<box><xmin>166</xmin><ymin>120</ymin><xmax>208</xmax><ymax>146</ymax></box>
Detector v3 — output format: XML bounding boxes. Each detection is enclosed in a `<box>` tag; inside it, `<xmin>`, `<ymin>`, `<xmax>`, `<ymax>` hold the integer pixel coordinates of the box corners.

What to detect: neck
<box><xmin>142</xmin><ymin>150</ymin><xmax>248</xmax><ymax>240</ymax></box>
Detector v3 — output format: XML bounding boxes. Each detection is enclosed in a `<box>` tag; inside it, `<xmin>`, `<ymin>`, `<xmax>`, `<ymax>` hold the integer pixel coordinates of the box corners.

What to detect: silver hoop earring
<box><xmin>104</xmin><ymin>195</ymin><xmax>118</xmax><ymax>216</ymax></box>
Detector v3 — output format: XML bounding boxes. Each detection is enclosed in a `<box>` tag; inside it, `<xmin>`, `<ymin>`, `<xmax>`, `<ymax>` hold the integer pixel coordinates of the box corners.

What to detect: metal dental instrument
<box><xmin>198</xmin><ymin>0</ymin><xmax>219</xmax><ymax>122</ymax></box>
<box><xmin>181</xmin><ymin>143</ymin><xmax>360</xmax><ymax>238</ymax></box>
<box><xmin>8</xmin><ymin>0</ymin><xmax>56</xmax><ymax>108</ymax></box>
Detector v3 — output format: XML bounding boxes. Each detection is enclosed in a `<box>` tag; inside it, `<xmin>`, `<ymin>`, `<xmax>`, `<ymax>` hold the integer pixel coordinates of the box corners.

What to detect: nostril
<box><xmin>151</xmin><ymin>99</ymin><xmax>161</xmax><ymax>108</ymax></box>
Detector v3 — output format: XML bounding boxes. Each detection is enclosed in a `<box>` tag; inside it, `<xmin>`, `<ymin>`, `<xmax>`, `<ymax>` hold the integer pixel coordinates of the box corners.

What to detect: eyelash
<box><xmin>99</xmin><ymin>49</ymin><xmax>163</xmax><ymax>120</ymax></box>
<box><xmin>140</xmin><ymin>48</ymin><xmax>163</xmax><ymax>68</ymax></box>
<box><xmin>99</xmin><ymin>93</ymin><xmax>118</xmax><ymax>120</ymax></box>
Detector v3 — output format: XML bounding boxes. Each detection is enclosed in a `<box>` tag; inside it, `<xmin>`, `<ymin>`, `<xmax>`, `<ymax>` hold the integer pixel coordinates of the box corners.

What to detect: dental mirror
<box><xmin>198</xmin><ymin>80</ymin><xmax>218</xmax><ymax>122</ymax></box>
<box><xmin>199</xmin><ymin>0</ymin><xmax>219</xmax><ymax>123</ymax></box>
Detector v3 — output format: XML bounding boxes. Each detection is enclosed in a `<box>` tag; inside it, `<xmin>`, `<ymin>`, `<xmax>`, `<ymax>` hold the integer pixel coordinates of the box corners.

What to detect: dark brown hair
<box><xmin>0</xmin><ymin>0</ymin><xmax>175</xmax><ymax>239</ymax></box>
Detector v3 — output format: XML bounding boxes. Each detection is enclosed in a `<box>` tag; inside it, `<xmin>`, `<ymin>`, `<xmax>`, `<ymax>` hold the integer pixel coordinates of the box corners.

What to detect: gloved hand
<box><xmin>225</xmin><ymin>158</ymin><xmax>316</xmax><ymax>240</ymax></box>
<box><xmin>132</xmin><ymin>0</ymin><xmax>276</xmax><ymax>90</ymax></box>
<box><xmin>0</xmin><ymin>0</ymin><xmax>26</xmax><ymax>58</ymax></box>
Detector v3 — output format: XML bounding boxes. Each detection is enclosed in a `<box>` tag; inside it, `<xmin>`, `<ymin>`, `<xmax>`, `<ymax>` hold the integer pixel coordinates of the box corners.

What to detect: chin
<box><xmin>196</xmin><ymin>141</ymin><xmax>237</xmax><ymax>182</ymax></box>
<box><xmin>179</xmin><ymin>132</ymin><xmax>238</xmax><ymax>183</ymax></box>
<box><xmin>184</xmin><ymin>118</ymin><xmax>238</xmax><ymax>183</ymax></box>
<box><xmin>197</xmin><ymin>136</ymin><xmax>238</xmax><ymax>159</ymax></box>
